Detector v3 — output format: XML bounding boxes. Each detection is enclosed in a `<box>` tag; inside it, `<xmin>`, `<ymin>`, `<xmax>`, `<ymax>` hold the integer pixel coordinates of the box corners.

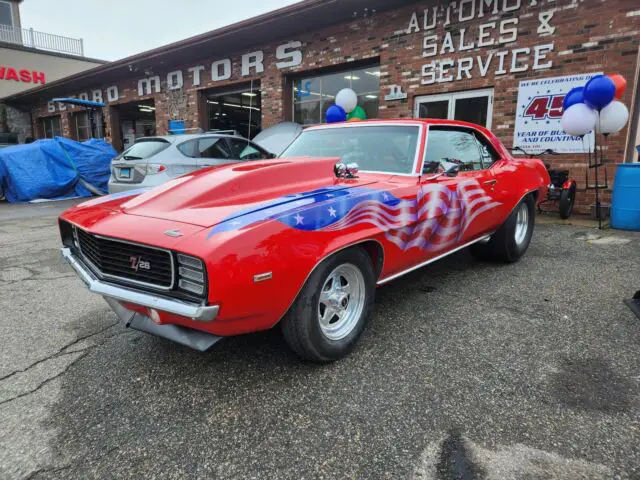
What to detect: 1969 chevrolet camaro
<box><xmin>59</xmin><ymin>119</ymin><xmax>550</xmax><ymax>362</ymax></box>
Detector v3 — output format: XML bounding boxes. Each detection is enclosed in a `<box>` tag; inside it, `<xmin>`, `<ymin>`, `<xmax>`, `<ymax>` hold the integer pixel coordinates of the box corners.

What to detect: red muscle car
<box><xmin>59</xmin><ymin>120</ymin><xmax>550</xmax><ymax>362</ymax></box>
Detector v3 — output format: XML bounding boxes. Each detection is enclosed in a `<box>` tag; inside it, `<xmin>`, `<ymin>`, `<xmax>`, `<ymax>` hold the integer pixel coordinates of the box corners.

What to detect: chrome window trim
<box><xmin>74</xmin><ymin>226</ymin><xmax>176</xmax><ymax>292</ymax></box>
<box><xmin>297</xmin><ymin>122</ymin><xmax>425</xmax><ymax>177</ymax></box>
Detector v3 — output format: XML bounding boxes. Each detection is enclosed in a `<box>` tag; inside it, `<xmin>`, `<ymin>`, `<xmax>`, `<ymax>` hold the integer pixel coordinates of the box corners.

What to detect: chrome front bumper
<box><xmin>61</xmin><ymin>247</ymin><xmax>219</xmax><ymax>322</ymax></box>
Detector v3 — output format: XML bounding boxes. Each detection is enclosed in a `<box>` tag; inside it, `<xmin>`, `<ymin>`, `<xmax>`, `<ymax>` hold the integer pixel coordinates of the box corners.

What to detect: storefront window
<box><xmin>414</xmin><ymin>89</ymin><xmax>494</xmax><ymax>128</ymax></box>
<box><xmin>42</xmin><ymin>116</ymin><xmax>61</xmax><ymax>139</ymax></box>
<box><xmin>75</xmin><ymin>110</ymin><xmax>104</xmax><ymax>141</ymax></box>
<box><xmin>293</xmin><ymin>66</ymin><xmax>380</xmax><ymax>125</ymax></box>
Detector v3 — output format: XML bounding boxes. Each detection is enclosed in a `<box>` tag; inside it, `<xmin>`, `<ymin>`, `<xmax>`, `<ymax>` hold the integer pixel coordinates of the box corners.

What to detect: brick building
<box><xmin>3</xmin><ymin>0</ymin><xmax>639</xmax><ymax>213</ymax></box>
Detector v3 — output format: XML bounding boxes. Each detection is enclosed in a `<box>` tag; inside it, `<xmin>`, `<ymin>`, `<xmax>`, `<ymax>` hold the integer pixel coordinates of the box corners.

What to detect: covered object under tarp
<box><xmin>0</xmin><ymin>138</ymin><xmax>116</xmax><ymax>203</ymax></box>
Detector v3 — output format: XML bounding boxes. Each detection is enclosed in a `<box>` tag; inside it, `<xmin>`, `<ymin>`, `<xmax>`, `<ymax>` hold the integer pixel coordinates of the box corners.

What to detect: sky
<box><xmin>20</xmin><ymin>0</ymin><xmax>302</xmax><ymax>61</ymax></box>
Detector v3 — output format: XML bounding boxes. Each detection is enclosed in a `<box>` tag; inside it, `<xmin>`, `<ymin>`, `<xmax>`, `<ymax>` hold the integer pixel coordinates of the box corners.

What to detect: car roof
<box><xmin>138</xmin><ymin>132</ymin><xmax>244</xmax><ymax>144</ymax></box>
<box><xmin>303</xmin><ymin>118</ymin><xmax>485</xmax><ymax>130</ymax></box>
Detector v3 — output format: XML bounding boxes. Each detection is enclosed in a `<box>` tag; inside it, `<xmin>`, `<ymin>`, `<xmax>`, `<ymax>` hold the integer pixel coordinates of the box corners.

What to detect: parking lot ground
<box><xmin>1</xmin><ymin>201</ymin><xmax>639</xmax><ymax>479</ymax></box>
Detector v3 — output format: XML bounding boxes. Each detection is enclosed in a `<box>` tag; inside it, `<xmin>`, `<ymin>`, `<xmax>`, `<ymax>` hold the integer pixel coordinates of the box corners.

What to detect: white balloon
<box><xmin>595</xmin><ymin>100</ymin><xmax>629</xmax><ymax>135</ymax></box>
<box><xmin>561</xmin><ymin>103</ymin><xmax>597</xmax><ymax>137</ymax></box>
<box><xmin>335</xmin><ymin>88</ymin><xmax>358</xmax><ymax>113</ymax></box>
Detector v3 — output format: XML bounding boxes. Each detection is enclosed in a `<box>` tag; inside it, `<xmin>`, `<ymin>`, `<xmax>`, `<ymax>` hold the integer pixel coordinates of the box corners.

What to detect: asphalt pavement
<box><xmin>1</xmin><ymin>200</ymin><xmax>639</xmax><ymax>479</ymax></box>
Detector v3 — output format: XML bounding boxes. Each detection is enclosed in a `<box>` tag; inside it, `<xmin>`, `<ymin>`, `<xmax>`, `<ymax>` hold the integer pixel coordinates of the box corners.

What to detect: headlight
<box><xmin>144</xmin><ymin>164</ymin><xmax>167</xmax><ymax>175</ymax></box>
<box><xmin>176</xmin><ymin>254</ymin><xmax>206</xmax><ymax>297</ymax></box>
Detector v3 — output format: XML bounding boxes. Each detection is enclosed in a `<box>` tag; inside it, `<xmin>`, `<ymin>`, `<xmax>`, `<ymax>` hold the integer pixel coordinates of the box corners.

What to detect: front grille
<box><xmin>75</xmin><ymin>227</ymin><xmax>174</xmax><ymax>290</ymax></box>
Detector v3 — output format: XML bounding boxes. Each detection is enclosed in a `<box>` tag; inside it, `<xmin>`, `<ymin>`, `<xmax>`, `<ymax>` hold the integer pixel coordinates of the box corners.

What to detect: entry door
<box><xmin>415</xmin><ymin>89</ymin><xmax>494</xmax><ymax>128</ymax></box>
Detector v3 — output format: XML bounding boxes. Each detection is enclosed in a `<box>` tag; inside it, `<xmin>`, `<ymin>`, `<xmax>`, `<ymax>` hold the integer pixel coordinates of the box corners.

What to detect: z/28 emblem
<box><xmin>129</xmin><ymin>256</ymin><xmax>151</xmax><ymax>271</ymax></box>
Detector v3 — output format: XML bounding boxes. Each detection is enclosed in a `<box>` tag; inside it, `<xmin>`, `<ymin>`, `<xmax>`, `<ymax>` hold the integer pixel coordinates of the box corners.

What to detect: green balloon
<box><xmin>347</xmin><ymin>105</ymin><xmax>367</xmax><ymax>120</ymax></box>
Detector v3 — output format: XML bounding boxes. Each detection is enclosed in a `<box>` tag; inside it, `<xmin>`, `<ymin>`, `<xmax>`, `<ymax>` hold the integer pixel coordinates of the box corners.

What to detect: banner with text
<box><xmin>513</xmin><ymin>72</ymin><xmax>601</xmax><ymax>154</ymax></box>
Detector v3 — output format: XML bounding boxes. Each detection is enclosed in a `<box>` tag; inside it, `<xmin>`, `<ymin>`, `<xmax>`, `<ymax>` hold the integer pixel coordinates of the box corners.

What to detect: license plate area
<box><xmin>119</xmin><ymin>167</ymin><xmax>132</xmax><ymax>179</ymax></box>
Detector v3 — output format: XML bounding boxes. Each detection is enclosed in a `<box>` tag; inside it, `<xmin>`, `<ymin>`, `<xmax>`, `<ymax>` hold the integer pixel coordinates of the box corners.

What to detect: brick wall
<box><xmin>29</xmin><ymin>0</ymin><xmax>640</xmax><ymax>214</ymax></box>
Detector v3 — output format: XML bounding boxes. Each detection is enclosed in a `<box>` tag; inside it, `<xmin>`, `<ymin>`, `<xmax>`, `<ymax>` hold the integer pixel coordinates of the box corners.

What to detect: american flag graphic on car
<box><xmin>208</xmin><ymin>181</ymin><xmax>500</xmax><ymax>251</ymax></box>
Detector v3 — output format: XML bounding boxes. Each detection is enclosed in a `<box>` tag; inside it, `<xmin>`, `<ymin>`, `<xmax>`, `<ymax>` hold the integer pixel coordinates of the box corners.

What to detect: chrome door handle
<box><xmin>483</xmin><ymin>179</ymin><xmax>497</xmax><ymax>186</ymax></box>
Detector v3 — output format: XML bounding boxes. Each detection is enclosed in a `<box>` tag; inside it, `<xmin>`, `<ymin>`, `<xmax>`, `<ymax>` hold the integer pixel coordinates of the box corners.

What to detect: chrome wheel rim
<box><xmin>514</xmin><ymin>203</ymin><xmax>529</xmax><ymax>246</ymax></box>
<box><xmin>318</xmin><ymin>263</ymin><xmax>365</xmax><ymax>341</ymax></box>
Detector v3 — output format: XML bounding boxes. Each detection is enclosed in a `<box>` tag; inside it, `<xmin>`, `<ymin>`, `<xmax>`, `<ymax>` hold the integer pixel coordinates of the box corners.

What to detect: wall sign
<box><xmin>385</xmin><ymin>85</ymin><xmax>407</xmax><ymax>101</ymax></box>
<box><xmin>405</xmin><ymin>0</ymin><xmax>557</xmax><ymax>85</ymax></box>
<box><xmin>46</xmin><ymin>40</ymin><xmax>304</xmax><ymax>112</ymax></box>
<box><xmin>0</xmin><ymin>66</ymin><xmax>46</xmax><ymax>84</ymax></box>
<box><xmin>513</xmin><ymin>73</ymin><xmax>601</xmax><ymax>154</ymax></box>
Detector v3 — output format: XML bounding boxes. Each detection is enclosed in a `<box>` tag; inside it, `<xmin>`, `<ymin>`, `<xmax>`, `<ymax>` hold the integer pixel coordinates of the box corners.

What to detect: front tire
<box><xmin>470</xmin><ymin>194</ymin><xmax>535</xmax><ymax>263</ymax></box>
<box><xmin>559</xmin><ymin>183</ymin><xmax>576</xmax><ymax>219</ymax></box>
<box><xmin>281</xmin><ymin>247</ymin><xmax>375</xmax><ymax>362</ymax></box>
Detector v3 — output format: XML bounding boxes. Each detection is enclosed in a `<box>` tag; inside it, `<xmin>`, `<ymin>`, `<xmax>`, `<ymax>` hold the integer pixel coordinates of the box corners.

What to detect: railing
<box><xmin>0</xmin><ymin>24</ymin><xmax>84</xmax><ymax>56</ymax></box>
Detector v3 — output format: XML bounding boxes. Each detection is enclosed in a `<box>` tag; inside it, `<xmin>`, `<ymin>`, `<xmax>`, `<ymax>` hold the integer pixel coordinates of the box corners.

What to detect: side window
<box><xmin>474</xmin><ymin>133</ymin><xmax>500</xmax><ymax>168</ymax></box>
<box><xmin>227</xmin><ymin>138</ymin><xmax>269</xmax><ymax>161</ymax></box>
<box><xmin>423</xmin><ymin>128</ymin><xmax>483</xmax><ymax>173</ymax></box>
<box><xmin>198</xmin><ymin>137</ymin><xmax>232</xmax><ymax>159</ymax></box>
<box><xmin>177</xmin><ymin>140</ymin><xmax>198</xmax><ymax>157</ymax></box>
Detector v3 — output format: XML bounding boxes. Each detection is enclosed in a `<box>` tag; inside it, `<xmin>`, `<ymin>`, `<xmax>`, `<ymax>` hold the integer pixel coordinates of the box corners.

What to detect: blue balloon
<box><xmin>326</xmin><ymin>105</ymin><xmax>347</xmax><ymax>123</ymax></box>
<box><xmin>583</xmin><ymin>74</ymin><xmax>616</xmax><ymax>110</ymax></box>
<box><xmin>562</xmin><ymin>87</ymin><xmax>584</xmax><ymax>111</ymax></box>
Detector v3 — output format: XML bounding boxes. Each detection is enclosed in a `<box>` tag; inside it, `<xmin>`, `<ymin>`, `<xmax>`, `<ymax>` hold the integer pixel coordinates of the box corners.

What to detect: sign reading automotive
<box><xmin>513</xmin><ymin>73</ymin><xmax>601</xmax><ymax>154</ymax></box>
<box><xmin>0</xmin><ymin>65</ymin><xmax>46</xmax><ymax>84</ymax></box>
<box><xmin>404</xmin><ymin>0</ymin><xmax>557</xmax><ymax>85</ymax></box>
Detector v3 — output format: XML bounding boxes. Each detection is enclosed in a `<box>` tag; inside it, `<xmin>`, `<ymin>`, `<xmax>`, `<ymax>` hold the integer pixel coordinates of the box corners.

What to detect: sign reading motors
<box><xmin>46</xmin><ymin>40</ymin><xmax>303</xmax><ymax>113</ymax></box>
<box><xmin>0</xmin><ymin>65</ymin><xmax>46</xmax><ymax>84</ymax></box>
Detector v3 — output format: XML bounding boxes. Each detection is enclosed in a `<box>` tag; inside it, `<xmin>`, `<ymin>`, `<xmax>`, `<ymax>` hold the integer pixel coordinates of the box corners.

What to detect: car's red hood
<box><xmin>111</xmin><ymin>157</ymin><xmax>380</xmax><ymax>228</ymax></box>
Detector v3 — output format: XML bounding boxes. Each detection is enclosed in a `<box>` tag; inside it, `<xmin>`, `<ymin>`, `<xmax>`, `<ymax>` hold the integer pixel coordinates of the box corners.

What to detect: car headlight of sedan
<box><xmin>177</xmin><ymin>254</ymin><xmax>206</xmax><ymax>297</ymax></box>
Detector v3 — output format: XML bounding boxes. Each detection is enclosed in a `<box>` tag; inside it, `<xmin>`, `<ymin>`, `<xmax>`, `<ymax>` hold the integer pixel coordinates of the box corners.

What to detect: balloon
<box><xmin>326</xmin><ymin>105</ymin><xmax>347</xmax><ymax>123</ymax></box>
<box><xmin>347</xmin><ymin>117</ymin><xmax>362</xmax><ymax>122</ymax></box>
<box><xmin>595</xmin><ymin>100</ymin><xmax>629</xmax><ymax>134</ymax></box>
<box><xmin>562</xmin><ymin>87</ymin><xmax>584</xmax><ymax>111</ymax></box>
<box><xmin>583</xmin><ymin>75</ymin><xmax>615</xmax><ymax>110</ymax></box>
<box><xmin>607</xmin><ymin>74</ymin><xmax>627</xmax><ymax>99</ymax></box>
<box><xmin>335</xmin><ymin>88</ymin><xmax>358</xmax><ymax>113</ymax></box>
<box><xmin>347</xmin><ymin>105</ymin><xmax>367</xmax><ymax>121</ymax></box>
<box><xmin>561</xmin><ymin>103</ymin><xmax>597</xmax><ymax>137</ymax></box>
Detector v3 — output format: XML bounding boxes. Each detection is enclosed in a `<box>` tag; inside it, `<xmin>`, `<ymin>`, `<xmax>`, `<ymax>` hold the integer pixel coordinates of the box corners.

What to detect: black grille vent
<box><xmin>75</xmin><ymin>228</ymin><xmax>174</xmax><ymax>290</ymax></box>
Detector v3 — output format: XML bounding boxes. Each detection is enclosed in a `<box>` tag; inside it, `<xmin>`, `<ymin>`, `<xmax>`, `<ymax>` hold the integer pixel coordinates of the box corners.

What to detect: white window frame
<box><xmin>414</xmin><ymin>88</ymin><xmax>494</xmax><ymax>129</ymax></box>
<box><xmin>0</xmin><ymin>1</ymin><xmax>14</xmax><ymax>27</ymax></box>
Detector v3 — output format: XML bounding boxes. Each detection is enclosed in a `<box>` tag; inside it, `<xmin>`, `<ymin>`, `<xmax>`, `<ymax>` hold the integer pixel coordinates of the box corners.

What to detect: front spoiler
<box><xmin>62</xmin><ymin>247</ymin><xmax>223</xmax><ymax>351</ymax></box>
<box><xmin>103</xmin><ymin>297</ymin><xmax>223</xmax><ymax>351</ymax></box>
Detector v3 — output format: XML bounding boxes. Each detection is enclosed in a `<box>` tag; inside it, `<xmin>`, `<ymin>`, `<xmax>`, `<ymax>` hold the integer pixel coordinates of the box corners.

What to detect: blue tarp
<box><xmin>0</xmin><ymin>137</ymin><xmax>116</xmax><ymax>203</ymax></box>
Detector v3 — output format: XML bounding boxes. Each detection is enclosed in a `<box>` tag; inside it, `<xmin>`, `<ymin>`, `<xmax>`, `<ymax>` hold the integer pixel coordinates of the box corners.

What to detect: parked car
<box><xmin>59</xmin><ymin>119</ymin><xmax>550</xmax><ymax>362</ymax></box>
<box><xmin>108</xmin><ymin>131</ymin><xmax>275</xmax><ymax>193</ymax></box>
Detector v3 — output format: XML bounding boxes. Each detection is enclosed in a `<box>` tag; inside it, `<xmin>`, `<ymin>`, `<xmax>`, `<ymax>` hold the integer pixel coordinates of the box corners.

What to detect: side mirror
<box><xmin>444</xmin><ymin>163</ymin><xmax>459</xmax><ymax>177</ymax></box>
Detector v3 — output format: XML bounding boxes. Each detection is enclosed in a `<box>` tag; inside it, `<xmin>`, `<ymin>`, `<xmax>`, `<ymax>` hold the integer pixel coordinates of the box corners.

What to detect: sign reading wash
<box><xmin>513</xmin><ymin>73</ymin><xmax>601</xmax><ymax>154</ymax></box>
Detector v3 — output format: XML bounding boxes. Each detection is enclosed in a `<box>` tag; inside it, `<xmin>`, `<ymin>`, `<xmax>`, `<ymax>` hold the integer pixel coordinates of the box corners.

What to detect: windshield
<box><xmin>118</xmin><ymin>139</ymin><xmax>170</xmax><ymax>161</ymax></box>
<box><xmin>279</xmin><ymin>125</ymin><xmax>419</xmax><ymax>174</ymax></box>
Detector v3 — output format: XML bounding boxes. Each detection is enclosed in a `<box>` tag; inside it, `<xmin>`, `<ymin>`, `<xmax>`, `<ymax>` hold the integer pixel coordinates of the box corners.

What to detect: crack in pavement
<box><xmin>0</xmin><ymin>320</ymin><xmax>119</xmax><ymax>382</ymax></box>
<box><xmin>0</xmin><ymin>329</ymin><xmax>133</xmax><ymax>407</ymax></box>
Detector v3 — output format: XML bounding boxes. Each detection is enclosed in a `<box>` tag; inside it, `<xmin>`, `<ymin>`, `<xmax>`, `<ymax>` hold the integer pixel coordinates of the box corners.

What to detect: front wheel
<box><xmin>470</xmin><ymin>194</ymin><xmax>535</xmax><ymax>263</ymax></box>
<box><xmin>281</xmin><ymin>247</ymin><xmax>375</xmax><ymax>362</ymax></box>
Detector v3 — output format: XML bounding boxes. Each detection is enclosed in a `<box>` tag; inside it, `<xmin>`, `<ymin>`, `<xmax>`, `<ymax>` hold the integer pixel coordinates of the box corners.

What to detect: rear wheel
<box><xmin>470</xmin><ymin>195</ymin><xmax>535</xmax><ymax>263</ymax></box>
<box><xmin>559</xmin><ymin>183</ymin><xmax>576</xmax><ymax>219</ymax></box>
<box><xmin>281</xmin><ymin>247</ymin><xmax>375</xmax><ymax>362</ymax></box>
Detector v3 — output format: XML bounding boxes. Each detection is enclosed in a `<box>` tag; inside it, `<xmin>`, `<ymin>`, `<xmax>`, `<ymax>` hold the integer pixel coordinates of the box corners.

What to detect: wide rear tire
<box><xmin>281</xmin><ymin>247</ymin><xmax>375</xmax><ymax>362</ymax></box>
<box><xmin>470</xmin><ymin>195</ymin><xmax>535</xmax><ymax>263</ymax></box>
